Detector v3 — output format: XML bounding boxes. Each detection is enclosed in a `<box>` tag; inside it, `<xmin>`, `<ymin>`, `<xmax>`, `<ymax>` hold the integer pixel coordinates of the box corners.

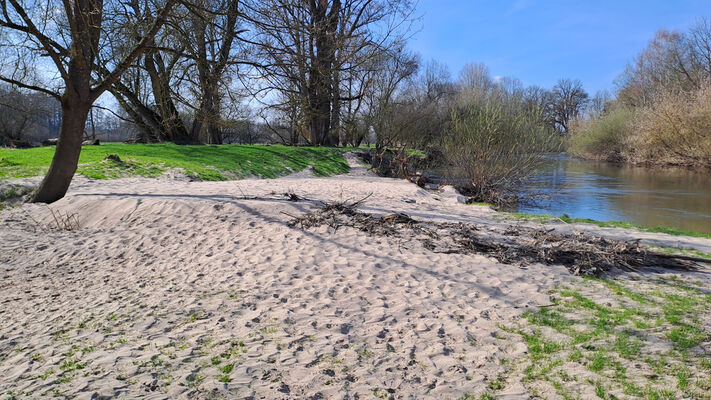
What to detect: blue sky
<box><xmin>408</xmin><ymin>0</ymin><xmax>711</xmax><ymax>94</ymax></box>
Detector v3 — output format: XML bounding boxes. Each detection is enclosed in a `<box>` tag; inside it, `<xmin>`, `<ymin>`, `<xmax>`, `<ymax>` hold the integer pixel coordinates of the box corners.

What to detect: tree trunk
<box><xmin>111</xmin><ymin>88</ymin><xmax>161</xmax><ymax>142</ymax></box>
<box><xmin>29</xmin><ymin>95</ymin><xmax>91</xmax><ymax>203</ymax></box>
<box><xmin>145</xmin><ymin>51</ymin><xmax>191</xmax><ymax>143</ymax></box>
<box><xmin>331</xmin><ymin>69</ymin><xmax>341</xmax><ymax>146</ymax></box>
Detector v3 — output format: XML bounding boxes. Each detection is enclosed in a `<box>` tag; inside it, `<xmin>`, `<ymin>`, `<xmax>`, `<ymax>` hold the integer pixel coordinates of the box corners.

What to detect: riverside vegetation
<box><xmin>568</xmin><ymin>19</ymin><xmax>711</xmax><ymax>169</ymax></box>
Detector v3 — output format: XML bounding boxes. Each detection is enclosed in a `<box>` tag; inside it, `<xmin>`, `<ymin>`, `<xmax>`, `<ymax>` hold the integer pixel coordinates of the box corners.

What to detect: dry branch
<box><xmin>288</xmin><ymin>203</ymin><xmax>707</xmax><ymax>276</ymax></box>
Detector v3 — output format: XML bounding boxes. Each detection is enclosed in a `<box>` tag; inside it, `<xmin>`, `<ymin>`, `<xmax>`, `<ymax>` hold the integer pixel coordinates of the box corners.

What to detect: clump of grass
<box><xmin>186</xmin><ymin>372</ymin><xmax>205</xmax><ymax>388</ymax></box>
<box><xmin>356</xmin><ymin>345</ymin><xmax>373</xmax><ymax>359</ymax></box>
<box><xmin>0</xmin><ymin>185</ymin><xmax>32</xmax><ymax>210</ymax></box>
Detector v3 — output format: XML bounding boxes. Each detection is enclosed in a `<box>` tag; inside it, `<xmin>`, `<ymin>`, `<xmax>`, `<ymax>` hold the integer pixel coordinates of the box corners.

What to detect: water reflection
<box><xmin>510</xmin><ymin>155</ymin><xmax>711</xmax><ymax>233</ymax></box>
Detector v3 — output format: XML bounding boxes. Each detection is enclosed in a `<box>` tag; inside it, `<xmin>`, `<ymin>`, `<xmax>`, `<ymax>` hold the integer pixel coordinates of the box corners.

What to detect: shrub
<box><xmin>568</xmin><ymin>106</ymin><xmax>633</xmax><ymax>162</ymax></box>
<box><xmin>629</xmin><ymin>83</ymin><xmax>711</xmax><ymax>168</ymax></box>
<box><xmin>442</xmin><ymin>98</ymin><xmax>558</xmax><ymax>206</ymax></box>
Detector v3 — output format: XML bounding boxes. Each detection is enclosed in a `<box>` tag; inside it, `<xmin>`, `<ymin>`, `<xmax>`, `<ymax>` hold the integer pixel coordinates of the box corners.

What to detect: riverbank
<box><xmin>505</xmin><ymin>212</ymin><xmax>711</xmax><ymax>240</ymax></box>
<box><xmin>1</xmin><ymin>161</ymin><xmax>710</xmax><ymax>398</ymax></box>
<box><xmin>567</xmin><ymin>152</ymin><xmax>711</xmax><ymax>172</ymax></box>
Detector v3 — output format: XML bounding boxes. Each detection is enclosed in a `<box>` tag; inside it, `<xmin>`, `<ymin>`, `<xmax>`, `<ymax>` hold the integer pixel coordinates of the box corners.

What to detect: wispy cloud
<box><xmin>507</xmin><ymin>0</ymin><xmax>532</xmax><ymax>15</ymax></box>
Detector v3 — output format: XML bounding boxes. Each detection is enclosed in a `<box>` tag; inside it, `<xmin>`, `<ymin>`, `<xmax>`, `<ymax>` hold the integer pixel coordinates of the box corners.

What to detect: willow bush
<box><xmin>442</xmin><ymin>98</ymin><xmax>559</xmax><ymax>206</ymax></box>
<box><xmin>569</xmin><ymin>83</ymin><xmax>711</xmax><ymax>168</ymax></box>
<box><xmin>568</xmin><ymin>106</ymin><xmax>633</xmax><ymax>162</ymax></box>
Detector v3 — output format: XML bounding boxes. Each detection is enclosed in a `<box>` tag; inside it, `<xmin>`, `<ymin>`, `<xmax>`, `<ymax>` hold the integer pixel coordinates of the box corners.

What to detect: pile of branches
<box><xmin>289</xmin><ymin>201</ymin><xmax>708</xmax><ymax>276</ymax></box>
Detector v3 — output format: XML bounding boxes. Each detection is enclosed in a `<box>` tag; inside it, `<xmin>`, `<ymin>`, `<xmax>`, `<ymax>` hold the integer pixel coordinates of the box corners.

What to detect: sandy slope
<box><xmin>1</xmin><ymin>160</ymin><xmax>709</xmax><ymax>399</ymax></box>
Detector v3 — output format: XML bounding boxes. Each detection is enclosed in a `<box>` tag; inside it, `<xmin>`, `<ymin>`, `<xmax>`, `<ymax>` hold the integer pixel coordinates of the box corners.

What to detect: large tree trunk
<box><xmin>145</xmin><ymin>51</ymin><xmax>191</xmax><ymax>143</ymax></box>
<box><xmin>306</xmin><ymin>0</ymin><xmax>340</xmax><ymax>146</ymax></box>
<box><xmin>111</xmin><ymin>88</ymin><xmax>161</xmax><ymax>142</ymax></box>
<box><xmin>331</xmin><ymin>69</ymin><xmax>341</xmax><ymax>146</ymax></box>
<box><xmin>29</xmin><ymin>94</ymin><xmax>91</xmax><ymax>203</ymax></box>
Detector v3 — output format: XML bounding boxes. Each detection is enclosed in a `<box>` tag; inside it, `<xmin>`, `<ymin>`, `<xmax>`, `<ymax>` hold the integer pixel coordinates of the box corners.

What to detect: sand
<box><xmin>1</xmin><ymin>158</ymin><xmax>710</xmax><ymax>399</ymax></box>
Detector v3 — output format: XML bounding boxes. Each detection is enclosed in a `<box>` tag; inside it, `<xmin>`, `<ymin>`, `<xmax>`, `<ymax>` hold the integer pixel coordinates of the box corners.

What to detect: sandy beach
<box><xmin>1</xmin><ymin>160</ymin><xmax>710</xmax><ymax>399</ymax></box>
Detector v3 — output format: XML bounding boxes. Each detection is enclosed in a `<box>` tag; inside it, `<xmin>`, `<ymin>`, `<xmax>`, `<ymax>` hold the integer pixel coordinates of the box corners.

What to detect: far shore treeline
<box><xmin>0</xmin><ymin>1</ymin><xmax>709</xmax><ymax>203</ymax></box>
<box><xmin>568</xmin><ymin>19</ymin><xmax>711</xmax><ymax>169</ymax></box>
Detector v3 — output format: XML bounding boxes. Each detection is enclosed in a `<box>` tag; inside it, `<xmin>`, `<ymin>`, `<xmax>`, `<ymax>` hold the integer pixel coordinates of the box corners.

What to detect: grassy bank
<box><xmin>504</xmin><ymin>212</ymin><xmax>711</xmax><ymax>239</ymax></box>
<box><xmin>0</xmin><ymin>143</ymin><xmax>350</xmax><ymax>181</ymax></box>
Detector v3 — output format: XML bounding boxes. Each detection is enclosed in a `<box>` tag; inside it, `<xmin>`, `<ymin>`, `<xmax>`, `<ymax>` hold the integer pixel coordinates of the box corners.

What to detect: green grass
<box><xmin>0</xmin><ymin>143</ymin><xmax>350</xmax><ymax>181</ymax></box>
<box><xmin>506</xmin><ymin>212</ymin><xmax>711</xmax><ymax>239</ymax></box>
<box><xmin>513</xmin><ymin>277</ymin><xmax>711</xmax><ymax>399</ymax></box>
<box><xmin>467</xmin><ymin>201</ymin><xmax>493</xmax><ymax>207</ymax></box>
<box><xmin>649</xmin><ymin>245</ymin><xmax>711</xmax><ymax>260</ymax></box>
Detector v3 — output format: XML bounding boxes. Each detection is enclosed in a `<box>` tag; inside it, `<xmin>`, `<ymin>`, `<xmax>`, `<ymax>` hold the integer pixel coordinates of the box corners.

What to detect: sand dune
<box><xmin>1</xmin><ymin>161</ymin><xmax>709</xmax><ymax>399</ymax></box>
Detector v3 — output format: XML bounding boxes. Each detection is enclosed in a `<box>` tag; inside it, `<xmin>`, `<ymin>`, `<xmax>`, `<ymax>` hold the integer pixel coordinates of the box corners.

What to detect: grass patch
<box><xmin>506</xmin><ymin>212</ymin><xmax>711</xmax><ymax>239</ymax></box>
<box><xmin>649</xmin><ymin>245</ymin><xmax>711</xmax><ymax>261</ymax></box>
<box><xmin>513</xmin><ymin>276</ymin><xmax>711</xmax><ymax>399</ymax></box>
<box><xmin>0</xmin><ymin>143</ymin><xmax>350</xmax><ymax>181</ymax></box>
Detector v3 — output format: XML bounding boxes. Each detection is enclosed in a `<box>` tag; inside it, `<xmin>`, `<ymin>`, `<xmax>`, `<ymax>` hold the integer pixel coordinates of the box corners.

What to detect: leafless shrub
<box><xmin>628</xmin><ymin>83</ymin><xmax>711</xmax><ymax>168</ymax></box>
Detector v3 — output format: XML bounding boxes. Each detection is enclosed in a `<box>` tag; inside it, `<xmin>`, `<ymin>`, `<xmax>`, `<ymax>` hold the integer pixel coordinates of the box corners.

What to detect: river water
<box><xmin>504</xmin><ymin>155</ymin><xmax>711</xmax><ymax>233</ymax></box>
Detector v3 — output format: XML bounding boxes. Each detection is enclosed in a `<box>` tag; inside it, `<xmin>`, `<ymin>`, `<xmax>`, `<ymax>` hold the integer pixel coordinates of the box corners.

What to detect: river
<box><xmin>507</xmin><ymin>155</ymin><xmax>711</xmax><ymax>234</ymax></box>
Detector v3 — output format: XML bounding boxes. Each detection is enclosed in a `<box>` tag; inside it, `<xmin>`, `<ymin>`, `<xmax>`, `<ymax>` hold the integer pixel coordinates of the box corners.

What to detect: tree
<box><xmin>352</xmin><ymin>44</ymin><xmax>418</xmax><ymax>147</ymax></box>
<box><xmin>0</xmin><ymin>85</ymin><xmax>59</xmax><ymax>144</ymax></box>
<box><xmin>181</xmin><ymin>0</ymin><xmax>242</xmax><ymax>144</ymax></box>
<box><xmin>549</xmin><ymin>78</ymin><xmax>588</xmax><ymax>133</ymax></box>
<box><xmin>246</xmin><ymin>0</ymin><xmax>415</xmax><ymax>146</ymax></box>
<box><xmin>108</xmin><ymin>0</ymin><xmax>191</xmax><ymax>144</ymax></box>
<box><xmin>617</xmin><ymin>19</ymin><xmax>711</xmax><ymax>108</ymax></box>
<box><xmin>0</xmin><ymin>0</ymin><xmax>176</xmax><ymax>202</ymax></box>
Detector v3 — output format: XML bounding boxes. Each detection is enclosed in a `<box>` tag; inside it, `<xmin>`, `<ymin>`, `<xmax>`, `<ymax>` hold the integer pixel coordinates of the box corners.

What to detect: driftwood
<box><xmin>289</xmin><ymin>202</ymin><xmax>709</xmax><ymax>276</ymax></box>
<box><xmin>1</xmin><ymin>139</ymin><xmax>33</xmax><ymax>148</ymax></box>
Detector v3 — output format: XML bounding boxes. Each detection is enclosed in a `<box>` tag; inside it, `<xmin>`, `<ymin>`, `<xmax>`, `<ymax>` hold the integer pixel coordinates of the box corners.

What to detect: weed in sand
<box><xmin>186</xmin><ymin>372</ymin><xmax>205</xmax><ymax>388</ymax></box>
<box><xmin>38</xmin><ymin>368</ymin><xmax>56</xmax><ymax>380</ymax></box>
<box><xmin>29</xmin><ymin>352</ymin><xmax>44</xmax><ymax>363</ymax></box>
<box><xmin>356</xmin><ymin>345</ymin><xmax>373</xmax><ymax>359</ymax></box>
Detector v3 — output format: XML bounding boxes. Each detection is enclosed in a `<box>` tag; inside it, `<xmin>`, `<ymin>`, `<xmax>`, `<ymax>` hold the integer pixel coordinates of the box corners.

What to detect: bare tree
<box><xmin>0</xmin><ymin>85</ymin><xmax>58</xmax><ymax>144</ymax></box>
<box><xmin>688</xmin><ymin>17</ymin><xmax>711</xmax><ymax>79</ymax></box>
<box><xmin>0</xmin><ymin>0</ymin><xmax>176</xmax><ymax>202</ymax></box>
<box><xmin>616</xmin><ymin>21</ymin><xmax>711</xmax><ymax>108</ymax></box>
<box><xmin>261</xmin><ymin>87</ymin><xmax>306</xmax><ymax>145</ymax></box>
<box><xmin>108</xmin><ymin>0</ymin><xmax>191</xmax><ymax>143</ymax></box>
<box><xmin>180</xmin><ymin>0</ymin><xmax>243</xmax><ymax>143</ymax></box>
<box><xmin>549</xmin><ymin>78</ymin><xmax>588</xmax><ymax>133</ymax></box>
<box><xmin>245</xmin><ymin>0</ymin><xmax>415</xmax><ymax>146</ymax></box>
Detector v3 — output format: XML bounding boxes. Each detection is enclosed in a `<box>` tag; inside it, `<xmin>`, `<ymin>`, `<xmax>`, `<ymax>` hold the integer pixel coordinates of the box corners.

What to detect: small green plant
<box><xmin>221</xmin><ymin>363</ymin><xmax>234</xmax><ymax>374</ymax></box>
<box><xmin>356</xmin><ymin>345</ymin><xmax>373</xmax><ymax>359</ymax></box>
<box><xmin>186</xmin><ymin>373</ymin><xmax>205</xmax><ymax>388</ymax></box>
<box><xmin>30</xmin><ymin>352</ymin><xmax>44</xmax><ymax>363</ymax></box>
